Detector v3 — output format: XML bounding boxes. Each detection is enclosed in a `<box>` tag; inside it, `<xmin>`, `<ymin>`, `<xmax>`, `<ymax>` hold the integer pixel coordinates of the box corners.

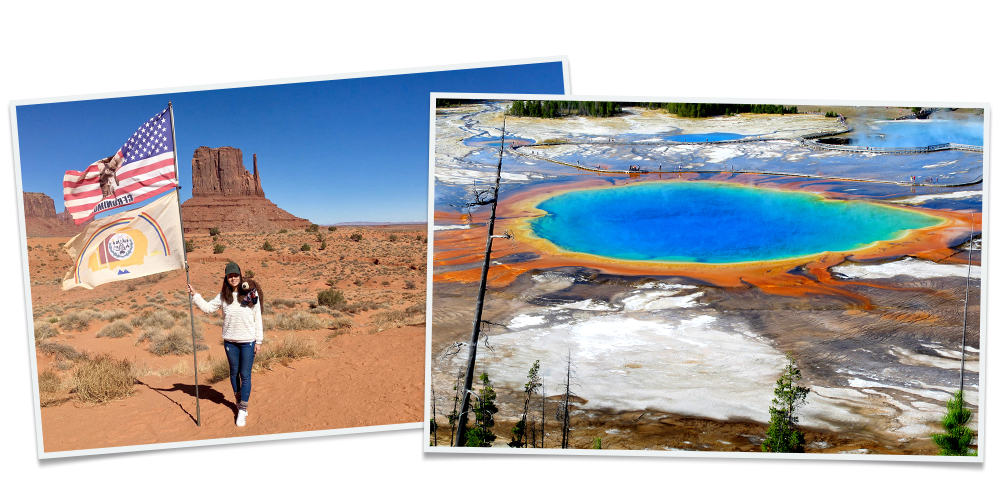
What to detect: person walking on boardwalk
<box><xmin>188</xmin><ymin>262</ymin><xmax>264</xmax><ymax>427</ymax></box>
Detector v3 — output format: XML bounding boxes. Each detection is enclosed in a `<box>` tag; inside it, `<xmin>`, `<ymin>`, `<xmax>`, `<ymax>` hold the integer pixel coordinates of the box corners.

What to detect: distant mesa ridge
<box><xmin>181</xmin><ymin>146</ymin><xmax>311</xmax><ymax>233</ymax></box>
<box><xmin>23</xmin><ymin>192</ymin><xmax>84</xmax><ymax>237</ymax></box>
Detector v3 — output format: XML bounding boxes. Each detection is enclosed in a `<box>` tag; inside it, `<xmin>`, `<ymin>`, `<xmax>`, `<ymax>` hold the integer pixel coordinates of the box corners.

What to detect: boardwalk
<box><xmin>508</xmin><ymin>131</ymin><xmax>983</xmax><ymax>187</ymax></box>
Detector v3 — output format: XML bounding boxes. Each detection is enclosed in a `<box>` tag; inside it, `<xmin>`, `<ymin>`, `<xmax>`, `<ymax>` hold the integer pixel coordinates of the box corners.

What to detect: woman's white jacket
<box><xmin>192</xmin><ymin>292</ymin><xmax>264</xmax><ymax>343</ymax></box>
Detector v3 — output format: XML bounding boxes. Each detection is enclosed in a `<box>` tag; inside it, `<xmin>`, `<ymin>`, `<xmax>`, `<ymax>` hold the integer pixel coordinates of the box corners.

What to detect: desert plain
<box><xmin>26</xmin><ymin>146</ymin><xmax>428</xmax><ymax>453</ymax></box>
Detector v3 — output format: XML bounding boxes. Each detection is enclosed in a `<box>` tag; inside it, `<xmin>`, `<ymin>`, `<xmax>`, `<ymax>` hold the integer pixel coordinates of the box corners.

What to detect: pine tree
<box><xmin>465</xmin><ymin>372</ymin><xmax>498</xmax><ymax>447</ymax></box>
<box><xmin>509</xmin><ymin>360</ymin><xmax>541</xmax><ymax>448</ymax></box>
<box><xmin>932</xmin><ymin>390</ymin><xmax>977</xmax><ymax>456</ymax></box>
<box><xmin>761</xmin><ymin>353</ymin><xmax>810</xmax><ymax>453</ymax></box>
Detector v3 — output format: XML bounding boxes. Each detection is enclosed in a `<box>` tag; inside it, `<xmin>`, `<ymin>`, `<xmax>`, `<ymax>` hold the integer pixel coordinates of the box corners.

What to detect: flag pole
<box><xmin>168</xmin><ymin>101</ymin><xmax>202</xmax><ymax>426</ymax></box>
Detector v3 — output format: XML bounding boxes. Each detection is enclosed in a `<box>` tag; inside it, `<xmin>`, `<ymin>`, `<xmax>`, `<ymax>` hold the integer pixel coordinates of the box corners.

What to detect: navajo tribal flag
<box><xmin>62</xmin><ymin>191</ymin><xmax>184</xmax><ymax>290</ymax></box>
<box><xmin>62</xmin><ymin>108</ymin><xmax>177</xmax><ymax>224</ymax></box>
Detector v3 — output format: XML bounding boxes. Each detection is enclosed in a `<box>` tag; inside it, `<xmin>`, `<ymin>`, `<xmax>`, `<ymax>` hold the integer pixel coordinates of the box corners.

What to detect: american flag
<box><xmin>62</xmin><ymin>108</ymin><xmax>178</xmax><ymax>224</ymax></box>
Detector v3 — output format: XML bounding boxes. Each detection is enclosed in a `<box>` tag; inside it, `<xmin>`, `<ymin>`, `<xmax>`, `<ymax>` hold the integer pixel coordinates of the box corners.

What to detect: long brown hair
<box><xmin>220</xmin><ymin>274</ymin><xmax>249</xmax><ymax>306</ymax></box>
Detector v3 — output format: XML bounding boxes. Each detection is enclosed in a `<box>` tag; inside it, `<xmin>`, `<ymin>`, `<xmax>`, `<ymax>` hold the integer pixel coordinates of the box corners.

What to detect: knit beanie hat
<box><xmin>225</xmin><ymin>262</ymin><xmax>241</xmax><ymax>276</ymax></box>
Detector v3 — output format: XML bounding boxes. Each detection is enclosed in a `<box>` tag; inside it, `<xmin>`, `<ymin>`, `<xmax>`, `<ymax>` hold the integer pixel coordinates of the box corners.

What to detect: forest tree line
<box><xmin>508</xmin><ymin>100</ymin><xmax>625</xmax><ymax>118</ymax></box>
<box><xmin>508</xmin><ymin>100</ymin><xmax>799</xmax><ymax>119</ymax></box>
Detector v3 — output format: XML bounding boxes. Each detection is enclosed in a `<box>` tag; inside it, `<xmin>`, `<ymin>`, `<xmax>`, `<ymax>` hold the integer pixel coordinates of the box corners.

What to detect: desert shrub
<box><xmin>341</xmin><ymin>300</ymin><xmax>382</xmax><ymax>315</ymax></box>
<box><xmin>253</xmin><ymin>335</ymin><xmax>316</xmax><ymax>372</ymax></box>
<box><xmin>309</xmin><ymin>305</ymin><xmax>335</xmax><ymax>315</ymax></box>
<box><xmin>97</xmin><ymin>309</ymin><xmax>129</xmax><ymax>321</ymax></box>
<box><xmin>74</xmin><ymin>354</ymin><xmax>135</xmax><ymax>403</ymax></box>
<box><xmin>59</xmin><ymin>311</ymin><xmax>94</xmax><ymax>332</ymax></box>
<box><xmin>319</xmin><ymin>241</ymin><xmax>327</xmax><ymax>250</ymax></box>
<box><xmin>328</xmin><ymin>226</ymin><xmax>337</xmax><ymax>232</ymax></box>
<box><xmin>329</xmin><ymin>317</ymin><xmax>353</xmax><ymax>330</ymax></box>
<box><xmin>148</xmin><ymin>327</ymin><xmax>208</xmax><ymax>356</ymax></box>
<box><xmin>278</xmin><ymin>229</ymin><xmax>288</xmax><ymax>234</ymax></box>
<box><xmin>306</xmin><ymin>224</ymin><xmax>319</xmax><ymax>232</ymax></box>
<box><xmin>405</xmin><ymin>302</ymin><xmax>426</xmax><ymax>316</ymax></box>
<box><xmin>33</xmin><ymin>321</ymin><xmax>58</xmax><ymax>343</ymax></box>
<box><xmin>265</xmin><ymin>311</ymin><xmax>330</xmax><ymax>331</ymax></box>
<box><xmin>209</xmin><ymin>227</ymin><xmax>220</xmax><ymax>236</ymax></box>
<box><xmin>131</xmin><ymin>309</ymin><xmax>176</xmax><ymax>331</ymax></box>
<box><xmin>262</xmin><ymin>241</ymin><xmax>275</xmax><ymax>251</ymax></box>
<box><xmin>389</xmin><ymin>234</ymin><xmax>398</xmax><ymax>242</ymax></box>
<box><xmin>213</xmin><ymin>243</ymin><xmax>226</xmax><ymax>254</ymax></box>
<box><xmin>185</xmin><ymin>239</ymin><xmax>195</xmax><ymax>252</ymax></box>
<box><xmin>38</xmin><ymin>369</ymin><xmax>62</xmax><ymax>394</ymax></box>
<box><xmin>142</xmin><ymin>274</ymin><xmax>166</xmax><ymax>285</ymax></box>
<box><xmin>97</xmin><ymin>320</ymin><xmax>133</xmax><ymax>338</ymax></box>
<box><xmin>206</xmin><ymin>357</ymin><xmax>232</xmax><ymax>384</ymax></box>
<box><xmin>47</xmin><ymin>317</ymin><xmax>59</xmax><ymax>323</ymax></box>
<box><xmin>354</xmin><ymin>279</ymin><xmax>364</xmax><ymax>286</ymax></box>
<box><xmin>317</xmin><ymin>289</ymin><xmax>346</xmax><ymax>308</ymax></box>
<box><xmin>301</xmin><ymin>243</ymin><xmax>311</xmax><ymax>251</ymax></box>
<box><xmin>38</xmin><ymin>342</ymin><xmax>87</xmax><ymax>362</ymax></box>
<box><xmin>271</xmin><ymin>297</ymin><xmax>299</xmax><ymax>309</ymax></box>
<box><xmin>245</xmin><ymin>269</ymin><xmax>255</xmax><ymax>279</ymax></box>
<box><xmin>404</xmin><ymin>280</ymin><xmax>416</xmax><ymax>290</ymax></box>
<box><xmin>350</xmin><ymin>233</ymin><xmax>362</xmax><ymax>242</ymax></box>
<box><xmin>367</xmin><ymin>309</ymin><xmax>409</xmax><ymax>334</ymax></box>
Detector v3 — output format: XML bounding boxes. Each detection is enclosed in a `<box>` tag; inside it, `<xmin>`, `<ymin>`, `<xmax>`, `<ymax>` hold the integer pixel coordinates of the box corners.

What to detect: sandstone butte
<box><xmin>180</xmin><ymin>146</ymin><xmax>311</xmax><ymax>234</ymax></box>
<box><xmin>22</xmin><ymin>192</ymin><xmax>86</xmax><ymax>237</ymax></box>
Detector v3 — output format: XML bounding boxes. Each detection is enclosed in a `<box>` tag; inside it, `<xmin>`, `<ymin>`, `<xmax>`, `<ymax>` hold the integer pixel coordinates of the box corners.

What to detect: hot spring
<box><xmin>530</xmin><ymin>182</ymin><xmax>943</xmax><ymax>263</ymax></box>
<box><xmin>852</xmin><ymin>120</ymin><xmax>983</xmax><ymax>148</ymax></box>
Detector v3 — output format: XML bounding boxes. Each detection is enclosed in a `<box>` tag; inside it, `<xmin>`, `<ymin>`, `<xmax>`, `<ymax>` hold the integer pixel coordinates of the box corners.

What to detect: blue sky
<box><xmin>15</xmin><ymin>62</ymin><xmax>565</xmax><ymax>224</ymax></box>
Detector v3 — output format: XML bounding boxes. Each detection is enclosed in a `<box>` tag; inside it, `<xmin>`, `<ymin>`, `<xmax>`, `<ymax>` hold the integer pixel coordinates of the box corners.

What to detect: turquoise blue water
<box><xmin>855</xmin><ymin>120</ymin><xmax>984</xmax><ymax>147</ymax></box>
<box><xmin>531</xmin><ymin>182</ymin><xmax>942</xmax><ymax>263</ymax></box>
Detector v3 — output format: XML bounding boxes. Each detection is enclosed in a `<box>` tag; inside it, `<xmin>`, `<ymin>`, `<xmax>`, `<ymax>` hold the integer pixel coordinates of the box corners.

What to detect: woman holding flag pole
<box><xmin>188</xmin><ymin>262</ymin><xmax>264</xmax><ymax>427</ymax></box>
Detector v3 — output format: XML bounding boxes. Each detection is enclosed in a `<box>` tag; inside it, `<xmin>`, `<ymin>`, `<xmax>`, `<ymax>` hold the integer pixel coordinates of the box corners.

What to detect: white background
<box><xmin>0</xmin><ymin>1</ymin><xmax>998</xmax><ymax>498</ymax></box>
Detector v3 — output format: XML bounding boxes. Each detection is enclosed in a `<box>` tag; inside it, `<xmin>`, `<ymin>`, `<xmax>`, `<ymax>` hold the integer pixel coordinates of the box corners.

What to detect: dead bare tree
<box><xmin>539</xmin><ymin>377</ymin><xmax>546</xmax><ymax>448</ymax></box>
<box><xmin>430</xmin><ymin>383</ymin><xmax>438</xmax><ymax>446</ymax></box>
<box><xmin>447</xmin><ymin>367</ymin><xmax>465</xmax><ymax>446</ymax></box>
<box><xmin>454</xmin><ymin>114</ymin><xmax>512</xmax><ymax>447</ymax></box>
<box><xmin>559</xmin><ymin>350</ymin><xmax>578</xmax><ymax>449</ymax></box>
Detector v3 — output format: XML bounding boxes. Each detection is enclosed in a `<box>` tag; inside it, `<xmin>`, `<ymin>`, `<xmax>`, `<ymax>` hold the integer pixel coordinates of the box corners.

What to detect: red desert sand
<box><xmin>30</xmin><ymin>225</ymin><xmax>427</xmax><ymax>453</ymax></box>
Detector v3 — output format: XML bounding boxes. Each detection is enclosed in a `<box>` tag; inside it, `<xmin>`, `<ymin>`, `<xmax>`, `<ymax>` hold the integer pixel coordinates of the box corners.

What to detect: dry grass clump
<box><xmin>206</xmin><ymin>357</ymin><xmax>231</xmax><ymax>384</ymax></box>
<box><xmin>33</xmin><ymin>321</ymin><xmax>59</xmax><ymax>343</ymax></box>
<box><xmin>254</xmin><ymin>336</ymin><xmax>317</xmax><ymax>372</ymax></box>
<box><xmin>265</xmin><ymin>311</ymin><xmax>331</xmax><ymax>331</ymax></box>
<box><xmin>59</xmin><ymin>310</ymin><xmax>94</xmax><ymax>332</ymax></box>
<box><xmin>131</xmin><ymin>309</ymin><xmax>176</xmax><ymax>330</ymax></box>
<box><xmin>308</xmin><ymin>305</ymin><xmax>340</xmax><ymax>316</ymax></box>
<box><xmin>405</xmin><ymin>302</ymin><xmax>426</xmax><ymax>316</ymax></box>
<box><xmin>366</xmin><ymin>309</ymin><xmax>408</xmax><ymax>334</ymax></box>
<box><xmin>148</xmin><ymin>327</ymin><xmax>208</xmax><ymax>356</ymax></box>
<box><xmin>73</xmin><ymin>354</ymin><xmax>136</xmax><ymax>404</ymax></box>
<box><xmin>97</xmin><ymin>309</ymin><xmax>129</xmax><ymax>321</ymax></box>
<box><xmin>38</xmin><ymin>369</ymin><xmax>62</xmax><ymax>394</ymax></box>
<box><xmin>271</xmin><ymin>297</ymin><xmax>299</xmax><ymax>309</ymax></box>
<box><xmin>366</xmin><ymin>305</ymin><xmax>426</xmax><ymax>334</ymax></box>
<box><xmin>97</xmin><ymin>320</ymin><xmax>133</xmax><ymax>338</ymax></box>
<box><xmin>38</xmin><ymin>369</ymin><xmax>71</xmax><ymax>407</ymax></box>
<box><xmin>37</xmin><ymin>342</ymin><xmax>87</xmax><ymax>362</ymax></box>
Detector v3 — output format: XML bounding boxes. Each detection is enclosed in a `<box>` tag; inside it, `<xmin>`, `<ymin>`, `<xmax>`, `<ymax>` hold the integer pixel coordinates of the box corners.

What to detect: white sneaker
<box><xmin>236</xmin><ymin>409</ymin><xmax>248</xmax><ymax>427</ymax></box>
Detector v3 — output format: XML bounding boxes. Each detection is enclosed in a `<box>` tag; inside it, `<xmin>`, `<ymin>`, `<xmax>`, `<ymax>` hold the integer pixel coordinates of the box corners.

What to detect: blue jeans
<box><xmin>224</xmin><ymin>341</ymin><xmax>255</xmax><ymax>403</ymax></box>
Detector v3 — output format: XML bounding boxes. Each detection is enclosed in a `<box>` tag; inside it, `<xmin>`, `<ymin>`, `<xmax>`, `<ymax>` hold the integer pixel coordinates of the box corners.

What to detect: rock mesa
<box><xmin>181</xmin><ymin>146</ymin><xmax>310</xmax><ymax>233</ymax></box>
<box><xmin>23</xmin><ymin>192</ymin><xmax>84</xmax><ymax>237</ymax></box>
